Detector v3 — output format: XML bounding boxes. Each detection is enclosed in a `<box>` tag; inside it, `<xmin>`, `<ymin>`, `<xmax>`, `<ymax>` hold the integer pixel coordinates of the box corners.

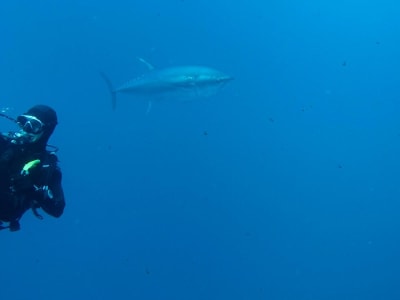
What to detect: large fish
<box><xmin>100</xmin><ymin>58</ymin><xmax>233</xmax><ymax>110</ymax></box>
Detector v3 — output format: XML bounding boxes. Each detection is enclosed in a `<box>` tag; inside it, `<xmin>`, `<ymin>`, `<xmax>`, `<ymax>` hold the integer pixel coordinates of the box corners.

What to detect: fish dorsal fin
<box><xmin>136</xmin><ymin>57</ymin><xmax>155</xmax><ymax>71</ymax></box>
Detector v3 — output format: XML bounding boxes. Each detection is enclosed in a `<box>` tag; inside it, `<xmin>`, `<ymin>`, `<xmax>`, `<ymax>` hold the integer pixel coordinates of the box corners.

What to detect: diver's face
<box><xmin>14</xmin><ymin>114</ymin><xmax>45</xmax><ymax>144</ymax></box>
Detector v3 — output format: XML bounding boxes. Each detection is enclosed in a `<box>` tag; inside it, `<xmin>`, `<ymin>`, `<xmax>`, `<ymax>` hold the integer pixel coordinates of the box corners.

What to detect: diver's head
<box><xmin>15</xmin><ymin>105</ymin><xmax>58</xmax><ymax>146</ymax></box>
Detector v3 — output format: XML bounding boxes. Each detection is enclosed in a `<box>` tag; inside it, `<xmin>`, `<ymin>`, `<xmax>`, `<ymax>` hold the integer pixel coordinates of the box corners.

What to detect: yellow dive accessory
<box><xmin>21</xmin><ymin>159</ymin><xmax>41</xmax><ymax>176</ymax></box>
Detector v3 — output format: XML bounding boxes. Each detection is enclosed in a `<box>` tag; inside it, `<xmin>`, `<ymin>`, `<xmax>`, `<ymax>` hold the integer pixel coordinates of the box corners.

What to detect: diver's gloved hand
<box><xmin>33</xmin><ymin>185</ymin><xmax>54</xmax><ymax>201</ymax></box>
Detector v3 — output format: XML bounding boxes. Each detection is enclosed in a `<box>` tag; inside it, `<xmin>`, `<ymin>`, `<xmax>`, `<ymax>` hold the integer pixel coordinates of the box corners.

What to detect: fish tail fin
<box><xmin>99</xmin><ymin>71</ymin><xmax>117</xmax><ymax>110</ymax></box>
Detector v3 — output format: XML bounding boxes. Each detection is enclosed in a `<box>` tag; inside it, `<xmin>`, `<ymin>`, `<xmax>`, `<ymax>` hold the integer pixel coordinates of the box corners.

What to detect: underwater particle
<box><xmin>268</xmin><ymin>117</ymin><xmax>275</xmax><ymax>123</ymax></box>
<box><xmin>337</xmin><ymin>163</ymin><xmax>343</xmax><ymax>169</ymax></box>
<box><xmin>301</xmin><ymin>104</ymin><xmax>313</xmax><ymax>112</ymax></box>
<box><xmin>342</xmin><ymin>61</ymin><xmax>347</xmax><ymax>67</ymax></box>
<box><xmin>203</xmin><ymin>131</ymin><xmax>208</xmax><ymax>136</ymax></box>
<box><xmin>376</xmin><ymin>41</ymin><xmax>381</xmax><ymax>45</ymax></box>
<box><xmin>0</xmin><ymin>107</ymin><xmax>12</xmax><ymax>113</ymax></box>
<box><xmin>145</xmin><ymin>267</ymin><xmax>151</xmax><ymax>275</ymax></box>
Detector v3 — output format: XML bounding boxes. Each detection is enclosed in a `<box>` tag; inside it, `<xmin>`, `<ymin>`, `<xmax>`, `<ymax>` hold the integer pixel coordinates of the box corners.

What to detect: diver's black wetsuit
<box><xmin>0</xmin><ymin>135</ymin><xmax>65</xmax><ymax>230</ymax></box>
<box><xmin>0</xmin><ymin>105</ymin><xmax>65</xmax><ymax>231</ymax></box>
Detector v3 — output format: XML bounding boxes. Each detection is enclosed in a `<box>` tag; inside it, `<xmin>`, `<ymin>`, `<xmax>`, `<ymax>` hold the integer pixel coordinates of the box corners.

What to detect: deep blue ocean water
<box><xmin>1</xmin><ymin>1</ymin><xmax>400</xmax><ymax>299</ymax></box>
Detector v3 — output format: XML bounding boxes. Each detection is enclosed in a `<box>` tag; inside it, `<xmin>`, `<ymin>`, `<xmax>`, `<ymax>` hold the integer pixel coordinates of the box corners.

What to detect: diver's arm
<box><xmin>36</xmin><ymin>168</ymin><xmax>65</xmax><ymax>218</ymax></box>
<box><xmin>0</xmin><ymin>137</ymin><xmax>14</xmax><ymax>166</ymax></box>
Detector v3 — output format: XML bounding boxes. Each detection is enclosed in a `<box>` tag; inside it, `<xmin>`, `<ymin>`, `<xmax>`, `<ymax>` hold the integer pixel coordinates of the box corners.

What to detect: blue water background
<box><xmin>1</xmin><ymin>0</ymin><xmax>400</xmax><ymax>299</ymax></box>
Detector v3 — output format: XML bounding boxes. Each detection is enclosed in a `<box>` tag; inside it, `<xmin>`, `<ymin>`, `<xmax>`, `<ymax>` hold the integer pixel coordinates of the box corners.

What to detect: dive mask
<box><xmin>17</xmin><ymin>115</ymin><xmax>45</xmax><ymax>134</ymax></box>
<box><xmin>2</xmin><ymin>114</ymin><xmax>46</xmax><ymax>144</ymax></box>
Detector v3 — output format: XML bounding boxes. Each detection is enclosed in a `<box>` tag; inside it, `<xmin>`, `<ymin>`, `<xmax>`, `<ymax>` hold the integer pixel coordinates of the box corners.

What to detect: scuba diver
<box><xmin>0</xmin><ymin>105</ymin><xmax>65</xmax><ymax>231</ymax></box>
